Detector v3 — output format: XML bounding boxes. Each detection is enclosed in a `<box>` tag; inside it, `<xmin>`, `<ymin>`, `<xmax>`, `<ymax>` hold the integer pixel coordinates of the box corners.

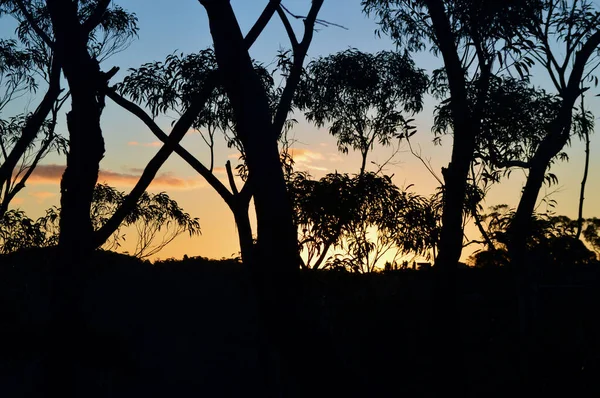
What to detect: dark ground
<box><xmin>0</xmin><ymin>248</ymin><xmax>599</xmax><ymax>397</ymax></box>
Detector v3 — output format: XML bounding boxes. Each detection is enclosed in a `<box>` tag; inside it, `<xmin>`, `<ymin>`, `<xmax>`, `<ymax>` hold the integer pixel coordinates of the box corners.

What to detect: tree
<box><xmin>362</xmin><ymin>0</ymin><xmax>542</xmax><ymax>273</ymax></box>
<box><xmin>289</xmin><ymin>171</ymin><xmax>437</xmax><ymax>272</ymax></box>
<box><xmin>44</xmin><ymin>0</ymin><xmax>136</xmax><ymax>258</ymax></box>
<box><xmin>507</xmin><ymin>0</ymin><xmax>600</xmax><ymax>270</ymax></box>
<box><xmin>296</xmin><ymin>49</ymin><xmax>428</xmax><ymax>175</ymax></box>
<box><xmin>106</xmin><ymin>49</ymin><xmax>276</xmax><ymax>264</ymax></box>
<box><xmin>0</xmin><ymin>10</ymin><xmax>65</xmax><ymax>217</ymax></box>
<box><xmin>362</xmin><ymin>0</ymin><xmax>542</xmax><ymax>391</ymax></box>
<box><xmin>6</xmin><ymin>1</ymin><xmax>138</xmax><ymax>395</ymax></box>
<box><xmin>468</xmin><ymin>206</ymin><xmax>598</xmax><ymax>269</ymax></box>
<box><xmin>100</xmin><ymin>1</ymin><xmax>328</xmax><ymax>393</ymax></box>
<box><xmin>0</xmin><ymin>183</ymin><xmax>200</xmax><ymax>258</ymax></box>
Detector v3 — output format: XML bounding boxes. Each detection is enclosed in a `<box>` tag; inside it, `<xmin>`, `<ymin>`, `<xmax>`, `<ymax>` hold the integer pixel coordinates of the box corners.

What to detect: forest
<box><xmin>1</xmin><ymin>0</ymin><xmax>600</xmax><ymax>397</ymax></box>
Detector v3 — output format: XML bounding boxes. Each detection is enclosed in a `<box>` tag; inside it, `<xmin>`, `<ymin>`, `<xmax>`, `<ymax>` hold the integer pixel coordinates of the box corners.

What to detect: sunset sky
<box><xmin>3</xmin><ymin>0</ymin><xmax>600</xmax><ymax>262</ymax></box>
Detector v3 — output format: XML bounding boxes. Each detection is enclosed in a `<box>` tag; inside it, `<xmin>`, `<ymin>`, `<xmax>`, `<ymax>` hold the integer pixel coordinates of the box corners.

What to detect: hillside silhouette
<box><xmin>1</xmin><ymin>248</ymin><xmax>599</xmax><ymax>397</ymax></box>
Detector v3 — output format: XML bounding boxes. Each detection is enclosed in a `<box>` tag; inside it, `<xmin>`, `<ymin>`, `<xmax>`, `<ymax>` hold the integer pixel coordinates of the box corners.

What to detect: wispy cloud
<box><xmin>288</xmin><ymin>147</ymin><xmax>329</xmax><ymax>173</ymax></box>
<box><xmin>289</xmin><ymin>148</ymin><xmax>324</xmax><ymax>163</ymax></box>
<box><xmin>29</xmin><ymin>191</ymin><xmax>56</xmax><ymax>203</ymax></box>
<box><xmin>25</xmin><ymin>164</ymin><xmax>203</xmax><ymax>190</ymax></box>
<box><xmin>11</xmin><ymin>197</ymin><xmax>24</xmax><ymax>205</ymax></box>
<box><xmin>127</xmin><ymin>141</ymin><xmax>162</xmax><ymax>148</ymax></box>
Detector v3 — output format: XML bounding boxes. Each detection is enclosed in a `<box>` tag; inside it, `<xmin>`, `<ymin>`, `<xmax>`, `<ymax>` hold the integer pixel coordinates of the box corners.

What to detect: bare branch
<box><xmin>277</xmin><ymin>5</ymin><xmax>299</xmax><ymax>49</ymax></box>
<box><xmin>244</xmin><ymin>0</ymin><xmax>281</xmax><ymax>47</ymax></box>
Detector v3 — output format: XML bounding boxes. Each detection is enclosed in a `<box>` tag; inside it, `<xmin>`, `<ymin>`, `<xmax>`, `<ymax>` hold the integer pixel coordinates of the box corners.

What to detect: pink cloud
<box><xmin>25</xmin><ymin>164</ymin><xmax>203</xmax><ymax>190</ymax></box>
<box><xmin>289</xmin><ymin>148</ymin><xmax>324</xmax><ymax>163</ymax></box>
<box><xmin>127</xmin><ymin>141</ymin><xmax>162</xmax><ymax>148</ymax></box>
<box><xmin>29</xmin><ymin>191</ymin><xmax>56</xmax><ymax>203</ymax></box>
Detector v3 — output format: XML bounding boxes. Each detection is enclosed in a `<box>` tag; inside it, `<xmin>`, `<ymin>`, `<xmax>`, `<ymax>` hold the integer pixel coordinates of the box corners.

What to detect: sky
<box><xmin>3</xmin><ymin>0</ymin><xmax>600</xmax><ymax>262</ymax></box>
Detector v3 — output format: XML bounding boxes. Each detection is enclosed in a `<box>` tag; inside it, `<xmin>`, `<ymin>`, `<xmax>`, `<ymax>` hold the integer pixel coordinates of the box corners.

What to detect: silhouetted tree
<box><xmin>106</xmin><ymin>49</ymin><xmax>277</xmax><ymax>264</ymax></box>
<box><xmin>362</xmin><ymin>0</ymin><xmax>542</xmax><ymax>390</ymax></box>
<box><xmin>6</xmin><ymin>1</ymin><xmax>137</xmax><ymax>395</ymax></box>
<box><xmin>0</xmin><ymin>6</ymin><xmax>66</xmax><ymax>217</ymax></box>
<box><xmin>469</xmin><ymin>206</ymin><xmax>598</xmax><ymax>269</ymax></box>
<box><xmin>289</xmin><ymin>171</ymin><xmax>437</xmax><ymax>271</ymax></box>
<box><xmin>573</xmin><ymin>93</ymin><xmax>593</xmax><ymax>239</ymax></box>
<box><xmin>101</xmin><ymin>2</ymin><xmax>329</xmax><ymax>393</ymax></box>
<box><xmin>296</xmin><ymin>49</ymin><xmax>428</xmax><ymax>175</ymax></box>
<box><xmin>507</xmin><ymin>0</ymin><xmax>600</xmax><ymax>270</ymax></box>
<box><xmin>362</xmin><ymin>0</ymin><xmax>542</xmax><ymax>272</ymax></box>
<box><xmin>0</xmin><ymin>184</ymin><xmax>199</xmax><ymax>257</ymax></box>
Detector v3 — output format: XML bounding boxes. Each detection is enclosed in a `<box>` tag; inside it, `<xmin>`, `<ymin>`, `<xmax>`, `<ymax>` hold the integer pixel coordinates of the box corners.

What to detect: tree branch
<box><xmin>93</xmin><ymin>80</ymin><xmax>223</xmax><ymax>248</ymax></box>
<box><xmin>82</xmin><ymin>0</ymin><xmax>111</xmax><ymax>34</ymax></box>
<box><xmin>225</xmin><ymin>160</ymin><xmax>239</xmax><ymax>196</ymax></box>
<box><xmin>277</xmin><ymin>5</ymin><xmax>299</xmax><ymax>48</ymax></box>
<box><xmin>244</xmin><ymin>0</ymin><xmax>281</xmax><ymax>47</ymax></box>
<box><xmin>272</xmin><ymin>0</ymin><xmax>324</xmax><ymax>137</ymax></box>
<box><xmin>105</xmin><ymin>87</ymin><xmax>233</xmax><ymax>204</ymax></box>
<box><xmin>14</xmin><ymin>0</ymin><xmax>54</xmax><ymax>48</ymax></box>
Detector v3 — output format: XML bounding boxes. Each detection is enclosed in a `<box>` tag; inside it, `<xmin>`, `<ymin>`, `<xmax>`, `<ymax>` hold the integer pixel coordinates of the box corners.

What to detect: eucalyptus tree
<box><xmin>0</xmin><ymin>7</ymin><xmax>65</xmax><ymax>217</ymax></box>
<box><xmin>0</xmin><ymin>0</ymin><xmax>137</xmax><ymax>257</ymax></box>
<box><xmin>6</xmin><ymin>1</ymin><xmax>138</xmax><ymax>395</ymax></box>
<box><xmin>507</xmin><ymin>0</ymin><xmax>600</xmax><ymax>268</ymax></box>
<box><xmin>104</xmin><ymin>49</ymin><xmax>275</xmax><ymax>264</ymax></box>
<box><xmin>0</xmin><ymin>184</ymin><xmax>200</xmax><ymax>258</ymax></box>
<box><xmin>362</xmin><ymin>0</ymin><xmax>542</xmax><ymax>272</ymax></box>
<box><xmin>296</xmin><ymin>49</ymin><xmax>428</xmax><ymax>175</ymax></box>
<box><xmin>362</xmin><ymin>0</ymin><xmax>543</xmax><ymax>390</ymax></box>
<box><xmin>102</xmin><ymin>2</ymin><xmax>328</xmax><ymax>393</ymax></box>
<box><xmin>289</xmin><ymin>171</ymin><xmax>436</xmax><ymax>271</ymax></box>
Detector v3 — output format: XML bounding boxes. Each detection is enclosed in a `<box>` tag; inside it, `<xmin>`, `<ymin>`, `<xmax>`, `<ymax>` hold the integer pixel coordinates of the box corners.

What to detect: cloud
<box><xmin>327</xmin><ymin>153</ymin><xmax>344</xmax><ymax>163</ymax></box>
<box><xmin>25</xmin><ymin>164</ymin><xmax>203</xmax><ymax>190</ymax></box>
<box><xmin>11</xmin><ymin>197</ymin><xmax>24</xmax><ymax>205</ymax></box>
<box><xmin>213</xmin><ymin>167</ymin><xmax>227</xmax><ymax>175</ymax></box>
<box><xmin>29</xmin><ymin>191</ymin><xmax>56</xmax><ymax>203</ymax></box>
<box><xmin>127</xmin><ymin>141</ymin><xmax>162</xmax><ymax>148</ymax></box>
<box><xmin>306</xmin><ymin>165</ymin><xmax>328</xmax><ymax>172</ymax></box>
<box><xmin>289</xmin><ymin>148</ymin><xmax>324</xmax><ymax>163</ymax></box>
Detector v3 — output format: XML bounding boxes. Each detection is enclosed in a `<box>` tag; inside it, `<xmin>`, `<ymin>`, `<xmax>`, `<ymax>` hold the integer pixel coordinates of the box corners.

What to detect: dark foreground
<box><xmin>1</xmin><ymin>249</ymin><xmax>599</xmax><ymax>397</ymax></box>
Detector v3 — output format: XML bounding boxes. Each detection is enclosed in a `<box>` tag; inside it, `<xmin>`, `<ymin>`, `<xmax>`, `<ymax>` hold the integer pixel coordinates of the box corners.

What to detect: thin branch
<box><xmin>14</xmin><ymin>0</ymin><xmax>54</xmax><ymax>48</ymax></box>
<box><xmin>406</xmin><ymin>136</ymin><xmax>444</xmax><ymax>185</ymax></box>
<box><xmin>280</xmin><ymin>3</ymin><xmax>348</xmax><ymax>30</ymax></box>
<box><xmin>244</xmin><ymin>0</ymin><xmax>282</xmax><ymax>47</ymax></box>
<box><xmin>82</xmin><ymin>0</ymin><xmax>111</xmax><ymax>34</ymax></box>
<box><xmin>225</xmin><ymin>160</ymin><xmax>239</xmax><ymax>196</ymax></box>
<box><xmin>277</xmin><ymin>5</ymin><xmax>299</xmax><ymax>48</ymax></box>
<box><xmin>105</xmin><ymin>88</ymin><xmax>233</xmax><ymax>205</ymax></box>
<box><xmin>271</xmin><ymin>0</ymin><xmax>324</xmax><ymax>136</ymax></box>
<box><xmin>94</xmin><ymin>81</ymin><xmax>223</xmax><ymax>247</ymax></box>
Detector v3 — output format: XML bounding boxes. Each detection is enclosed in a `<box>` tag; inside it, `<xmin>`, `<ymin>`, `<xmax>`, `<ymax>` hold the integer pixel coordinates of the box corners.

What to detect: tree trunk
<box><xmin>423</xmin><ymin>1</ymin><xmax>474</xmax><ymax>395</ymax></box>
<box><xmin>508</xmin><ymin>97</ymin><xmax>575</xmax><ymax>389</ymax></box>
<box><xmin>200</xmin><ymin>2</ymin><xmax>302</xmax><ymax>394</ymax></box>
<box><xmin>46</xmin><ymin>1</ymin><xmax>109</xmax><ymax>395</ymax></box>
<box><xmin>576</xmin><ymin>111</ymin><xmax>590</xmax><ymax>240</ymax></box>
<box><xmin>233</xmin><ymin>202</ymin><xmax>254</xmax><ymax>265</ymax></box>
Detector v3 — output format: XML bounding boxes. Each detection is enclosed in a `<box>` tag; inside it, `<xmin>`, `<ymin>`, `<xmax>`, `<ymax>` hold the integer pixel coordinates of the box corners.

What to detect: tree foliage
<box><xmin>0</xmin><ymin>183</ymin><xmax>200</xmax><ymax>258</ymax></box>
<box><xmin>296</xmin><ymin>49</ymin><xmax>428</xmax><ymax>173</ymax></box>
<box><xmin>469</xmin><ymin>205</ymin><xmax>599</xmax><ymax>268</ymax></box>
<box><xmin>289</xmin><ymin>171</ymin><xmax>437</xmax><ymax>272</ymax></box>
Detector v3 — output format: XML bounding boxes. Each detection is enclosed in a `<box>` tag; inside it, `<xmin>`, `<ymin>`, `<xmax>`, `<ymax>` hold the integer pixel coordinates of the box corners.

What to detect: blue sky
<box><xmin>2</xmin><ymin>0</ymin><xmax>599</xmax><ymax>261</ymax></box>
